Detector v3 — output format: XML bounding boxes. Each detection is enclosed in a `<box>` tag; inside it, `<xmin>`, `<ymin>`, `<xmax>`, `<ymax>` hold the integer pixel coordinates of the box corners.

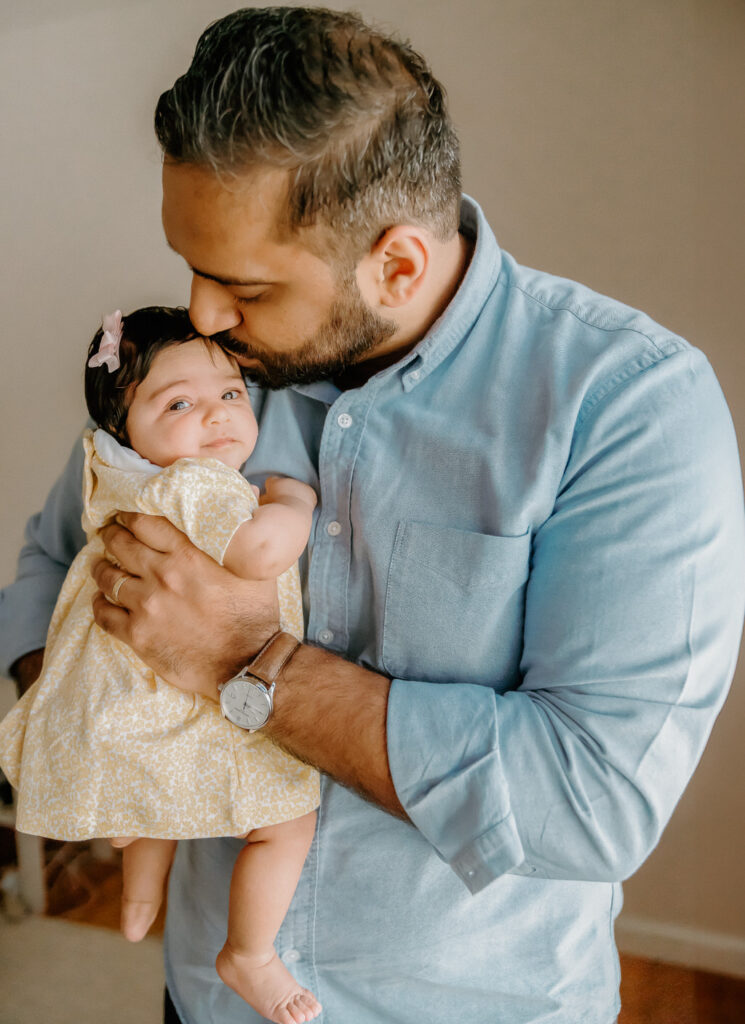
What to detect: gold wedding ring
<box><xmin>109</xmin><ymin>572</ymin><xmax>130</xmax><ymax>606</ymax></box>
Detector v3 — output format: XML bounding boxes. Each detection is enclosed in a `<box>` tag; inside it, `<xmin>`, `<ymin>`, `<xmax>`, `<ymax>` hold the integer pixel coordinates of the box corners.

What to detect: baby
<box><xmin>0</xmin><ymin>307</ymin><xmax>322</xmax><ymax>1024</ymax></box>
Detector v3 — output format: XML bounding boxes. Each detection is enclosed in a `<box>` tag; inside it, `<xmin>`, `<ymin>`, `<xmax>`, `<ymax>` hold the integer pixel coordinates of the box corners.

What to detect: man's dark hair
<box><xmin>154</xmin><ymin>6</ymin><xmax>461</xmax><ymax>261</ymax></box>
<box><xmin>84</xmin><ymin>306</ymin><xmax>199</xmax><ymax>444</ymax></box>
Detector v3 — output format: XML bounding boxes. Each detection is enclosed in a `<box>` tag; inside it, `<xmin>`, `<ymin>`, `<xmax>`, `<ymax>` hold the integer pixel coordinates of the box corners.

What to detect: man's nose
<box><xmin>189</xmin><ymin>275</ymin><xmax>241</xmax><ymax>336</ymax></box>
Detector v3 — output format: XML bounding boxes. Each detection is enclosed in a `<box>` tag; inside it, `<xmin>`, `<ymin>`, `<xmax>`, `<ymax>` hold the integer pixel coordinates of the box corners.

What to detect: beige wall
<box><xmin>2</xmin><ymin>0</ymin><xmax>744</xmax><ymax>973</ymax></box>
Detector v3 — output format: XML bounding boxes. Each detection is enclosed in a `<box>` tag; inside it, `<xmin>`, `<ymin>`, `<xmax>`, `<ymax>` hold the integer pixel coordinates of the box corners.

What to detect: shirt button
<box><xmin>408</xmin><ymin>369</ymin><xmax>422</xmax><ymax>382</ymax></box>
<box><xmin>318</xmin><ymin>628</ymin><xmax>334</xmax><ymax>645</ymax></box>
<box><xmin>326</xmin><ymin>521</ymin><xmax>342</xmax><ymax>536</ymax></box>
<box><xmin>337</xmin><ymin>413</ymin><xmax>353</xmax><ymax>428</ymax></box>
<box><xmin>282</xmin><ymin>949</ymin><xmax>301</xmax><ymax>964</ymax></box>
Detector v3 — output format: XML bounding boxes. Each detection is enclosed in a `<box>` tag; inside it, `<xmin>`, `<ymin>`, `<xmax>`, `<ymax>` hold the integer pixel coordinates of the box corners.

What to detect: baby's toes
<box><xmin>275</xmin><ymin>1004</ymin><xmax>301</xmax><ymax>1024</ymax></box>
<box><xmin>285</xmin><ymin>992</ymin><xmax>321</xmax><ymax>1023</ymax></box>
<box><xmin>297</xmin><ymin>990</ymin><xmax>322</xmax><ymax>1018</ymax></box>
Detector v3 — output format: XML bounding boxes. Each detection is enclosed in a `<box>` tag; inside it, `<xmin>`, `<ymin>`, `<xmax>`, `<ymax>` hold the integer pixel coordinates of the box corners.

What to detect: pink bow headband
<box><xmin>88</xmin><ymin>309</ymin><xmax>123</xmax><ymax>372</ymax></box>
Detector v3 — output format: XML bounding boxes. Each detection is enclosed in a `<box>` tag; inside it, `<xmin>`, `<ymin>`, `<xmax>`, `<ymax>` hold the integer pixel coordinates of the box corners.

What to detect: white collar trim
<box><xmin>93</xmin><ymin>428</ymin><xmax>161</xmax><ymax>477</ymax></box>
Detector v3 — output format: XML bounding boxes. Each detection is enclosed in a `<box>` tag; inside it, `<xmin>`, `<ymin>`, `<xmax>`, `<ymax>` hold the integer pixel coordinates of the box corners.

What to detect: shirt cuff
<box><xmin>387</xmin><ymin>678</ymin><xmax>525</xmax><ymax>894</ymax></box>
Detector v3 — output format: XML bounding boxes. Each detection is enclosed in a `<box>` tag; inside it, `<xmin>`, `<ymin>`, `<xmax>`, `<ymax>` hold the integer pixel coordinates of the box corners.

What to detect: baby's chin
<box><xmin>213</xmin><ymin>451</ymin><xmax>249</xmax><ymax>471</ymax></box>
<box><xmin>163</xmin><ymin>446</ymin><xmax>249</xmax><ymax>471</ymax></box>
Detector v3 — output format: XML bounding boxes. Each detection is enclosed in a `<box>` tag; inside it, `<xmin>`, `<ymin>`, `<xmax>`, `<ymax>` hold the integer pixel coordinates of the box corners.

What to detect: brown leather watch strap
<box><xmin>246</xmin><ymin>631</ymin><xmax>302</xmax><ymax>686</ymax></box>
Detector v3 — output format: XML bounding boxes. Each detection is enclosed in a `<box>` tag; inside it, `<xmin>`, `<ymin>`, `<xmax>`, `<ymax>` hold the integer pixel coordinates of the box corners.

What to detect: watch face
<box><xmin>220</xmin><ymin>677</ymin><xmax>271</xmax><ymax>730</ymax></box>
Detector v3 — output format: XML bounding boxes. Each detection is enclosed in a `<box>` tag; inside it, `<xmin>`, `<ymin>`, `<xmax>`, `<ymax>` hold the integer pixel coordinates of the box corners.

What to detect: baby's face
<box><xmin>126</xmin><ymin>340</ymin><xmax>258</xmax><ymax>470</ymax></box>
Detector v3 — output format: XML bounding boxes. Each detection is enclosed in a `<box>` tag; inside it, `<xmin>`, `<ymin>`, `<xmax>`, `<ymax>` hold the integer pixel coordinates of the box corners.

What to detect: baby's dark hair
<box><xmin>85</xmin><ymin>306</ymin><xmax>200</xmax><ymax>444</ymax></box>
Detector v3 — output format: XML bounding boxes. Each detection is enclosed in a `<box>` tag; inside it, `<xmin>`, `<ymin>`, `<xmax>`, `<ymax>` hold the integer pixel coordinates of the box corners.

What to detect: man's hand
<box><xmin>91</xmin><ymin>512</ymin><xmax>279</xmax><ymax>699</ymax></box>
<box><xmin>10</xmin><ymin>648</ymin><xmax>45</xmax><ymax>697</ymax></box>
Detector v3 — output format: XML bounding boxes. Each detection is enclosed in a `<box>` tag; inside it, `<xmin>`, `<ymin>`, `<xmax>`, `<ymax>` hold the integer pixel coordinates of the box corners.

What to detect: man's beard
<box><xmin>211</xmin><ymin>272</ymin><xmax>396</xmax><ymax>390</ymax></box>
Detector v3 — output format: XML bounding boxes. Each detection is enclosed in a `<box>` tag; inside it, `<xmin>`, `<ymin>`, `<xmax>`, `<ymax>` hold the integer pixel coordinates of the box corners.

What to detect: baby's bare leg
<box><xmin>120</xmin><ymin>837</ymin><xmax>177</xmax><ymax>942</ymax></box>
<box><xmin>216</xmin><ymin>811</ymin><xmax>321</xmax><ymax>1024</ymax></box>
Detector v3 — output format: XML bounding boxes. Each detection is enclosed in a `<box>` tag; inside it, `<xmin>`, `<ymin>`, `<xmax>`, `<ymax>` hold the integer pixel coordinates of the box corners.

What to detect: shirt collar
<box><xmin>293</xmin><ymin>195</ymin><xmax>502</xmax><ymax>402</ymax></box>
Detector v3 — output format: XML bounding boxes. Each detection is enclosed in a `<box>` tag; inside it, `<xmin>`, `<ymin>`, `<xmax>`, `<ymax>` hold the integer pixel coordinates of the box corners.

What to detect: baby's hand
<box><xmin>261</xmin><ymin>476</ymin><xmax>317</xmax><ymax>511</ymax></box>
<box><xmin>224</xmin><ymin>476</ymin><xmax>316</xmax><ymax>580</ymax></box>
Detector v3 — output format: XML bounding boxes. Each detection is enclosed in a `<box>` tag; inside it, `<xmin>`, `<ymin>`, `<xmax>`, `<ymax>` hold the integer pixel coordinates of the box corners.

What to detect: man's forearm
<box><xmin>9</xmin><ymin>649</ymin><xmax>45</xmax><ymax>697</ymax></box>
<box><xmin>266</xmin><ymin>643</ymin><xmax>408</xmax><ymax>820</ymax></box>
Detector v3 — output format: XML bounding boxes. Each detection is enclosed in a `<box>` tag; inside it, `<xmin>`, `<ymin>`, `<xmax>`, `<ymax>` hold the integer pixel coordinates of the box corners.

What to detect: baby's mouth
<box><xmin>204</xmin><ymin>437</ymin><xmax>235</xmax><ymax>448</ymax></box>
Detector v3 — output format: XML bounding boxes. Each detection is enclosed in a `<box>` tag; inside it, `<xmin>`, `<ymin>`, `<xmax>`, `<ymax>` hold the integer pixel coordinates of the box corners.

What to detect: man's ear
<box><xmin>356</xmin><ymin>226</ymin><xmax>429</xmax><ymax>309</ymax></box>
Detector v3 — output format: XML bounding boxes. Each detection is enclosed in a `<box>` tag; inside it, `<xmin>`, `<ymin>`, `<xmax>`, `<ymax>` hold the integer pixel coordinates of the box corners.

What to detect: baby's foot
<box><xmin>120</xmin><ymin>898</ymin><xmax>161</xmax><ymax>942</ymax></box>
<box><xmin>215</xmin><ymin>944</ymin><xmax>322</xmax><ymax>1024</ymax></box>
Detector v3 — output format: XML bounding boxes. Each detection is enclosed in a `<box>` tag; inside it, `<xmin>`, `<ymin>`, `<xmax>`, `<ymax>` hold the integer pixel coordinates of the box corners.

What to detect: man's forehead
<box><xmin>162</xmin><ymin>161</ymin><xmax>290</xmax><ymax>233</ymax></box>
<box><xmin>161</xmin><ymin>160</ymin><xmax>325</xmax><ymax>271</ymax></box>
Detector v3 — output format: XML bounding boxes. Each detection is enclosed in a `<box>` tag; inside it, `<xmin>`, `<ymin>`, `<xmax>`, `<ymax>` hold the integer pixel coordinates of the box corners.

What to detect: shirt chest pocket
<box><xmin>381</xmin><ymin>521</ymin><xmax>531</xmax><ymax>687</ymax></box>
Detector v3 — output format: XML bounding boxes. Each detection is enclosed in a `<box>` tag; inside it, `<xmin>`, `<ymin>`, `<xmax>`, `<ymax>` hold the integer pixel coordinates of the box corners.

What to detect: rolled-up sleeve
<box><xmin>388</xmin><ymin>349</ymin><xmax>745</xmax><ymax>894</ymax></box>
<box><xmin>0</xmin><ymin>434</ymin><xmax>86</xmax><ymax>677</ymax></box>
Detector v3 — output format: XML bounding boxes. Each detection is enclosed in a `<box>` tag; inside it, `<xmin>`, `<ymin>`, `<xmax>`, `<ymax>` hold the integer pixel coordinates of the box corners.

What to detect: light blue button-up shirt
<box><xmin>1</xmin><ymin>198</ymin><xmax>743</xmax><ymax>1023</ymax></box>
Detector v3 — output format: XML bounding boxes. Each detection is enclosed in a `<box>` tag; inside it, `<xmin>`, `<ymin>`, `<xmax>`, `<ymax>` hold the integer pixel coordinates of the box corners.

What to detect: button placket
<box><xmin>307</xmin><ymin>397</ymin><xmax>361</xmax><ymax>652</ymax></box>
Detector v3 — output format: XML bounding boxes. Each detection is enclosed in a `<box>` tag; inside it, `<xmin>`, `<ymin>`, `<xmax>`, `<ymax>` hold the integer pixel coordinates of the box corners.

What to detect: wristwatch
<box><xmin>218</xmin><ymin>631</ymin><xmax>301</xmax><ymax>731</ymax></box>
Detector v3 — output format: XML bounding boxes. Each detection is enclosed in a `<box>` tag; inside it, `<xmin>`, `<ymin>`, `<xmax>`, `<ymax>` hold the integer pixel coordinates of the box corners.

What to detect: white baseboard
<box><xmin>615</xmin><ymin>913</ymin><xmax>745</xmax><ymax>979</ymax></box>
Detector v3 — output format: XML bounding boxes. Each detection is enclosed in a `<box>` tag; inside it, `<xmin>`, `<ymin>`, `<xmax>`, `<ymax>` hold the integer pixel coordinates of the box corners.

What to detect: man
<box><xmin>3</xmin><ymin>8</ymin><xmax>744</xmax><ymax>1023</ymax></box>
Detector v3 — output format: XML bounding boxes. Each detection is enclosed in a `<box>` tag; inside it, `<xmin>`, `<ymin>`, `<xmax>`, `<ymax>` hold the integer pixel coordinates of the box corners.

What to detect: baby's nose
<box><xmin>207</xmin><ymin>401</ymin><xmax>229</xmax><ymax>422</ymax></box>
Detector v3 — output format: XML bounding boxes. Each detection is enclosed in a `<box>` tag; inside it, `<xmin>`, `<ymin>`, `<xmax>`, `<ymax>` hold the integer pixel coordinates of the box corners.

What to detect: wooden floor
<box><xmin>618</xmin><ymin>955</ymin><xmax>745</xmax><ymax>1024</ymax></box>
<box><xmin>5</xmin><ymin>834</ymin><xmax>745</xmax><ymax>1024</ymax></box>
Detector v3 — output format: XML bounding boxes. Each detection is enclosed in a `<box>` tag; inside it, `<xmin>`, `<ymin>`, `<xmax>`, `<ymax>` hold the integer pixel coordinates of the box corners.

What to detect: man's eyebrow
<box><xmin>165</xmin><ymin>241</ymin><xmax>272</xmax><ymax>288</ymax></box>
<box><xmin>193</xmin><ymin>266</ymin><xmax>273</xmax><ymax>287</ymax></box>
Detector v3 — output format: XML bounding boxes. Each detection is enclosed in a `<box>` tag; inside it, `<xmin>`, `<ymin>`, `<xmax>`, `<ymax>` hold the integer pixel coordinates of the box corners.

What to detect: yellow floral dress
<box><xmin>0</xmin><ymin>430</ymin><xmax>319</xmax><ymax>840</ymax></box>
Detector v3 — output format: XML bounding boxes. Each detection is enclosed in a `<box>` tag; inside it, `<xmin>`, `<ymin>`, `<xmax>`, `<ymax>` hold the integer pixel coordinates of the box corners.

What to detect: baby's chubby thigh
<box><xmin>120</xmin><ymin>837</ymin><xmax>177</xmax><ymax>942</ymax></box>
<box><xmin>242</xmin><ymin>810</ymin><xmax>318</xmax><ymax>848</ymax></box>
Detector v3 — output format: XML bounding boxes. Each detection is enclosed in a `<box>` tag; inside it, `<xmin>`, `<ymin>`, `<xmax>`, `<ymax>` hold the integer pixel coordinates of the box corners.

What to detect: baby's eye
<box><xmin>222</xmin><ymin>389</ymin><xmax>241</xmax><ymax>401</ymax></box>
<box><xmin>168</xmin><ymin>399</ymin><xmax>190</xmax><ymax>411</ymax></box>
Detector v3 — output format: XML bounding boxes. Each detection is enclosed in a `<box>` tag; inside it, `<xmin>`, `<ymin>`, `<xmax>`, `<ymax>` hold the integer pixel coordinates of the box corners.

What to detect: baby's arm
<box><xmin>222</xmin><ymin>477</ymin><xmax>317</xmax><ymax>581</ymax></box>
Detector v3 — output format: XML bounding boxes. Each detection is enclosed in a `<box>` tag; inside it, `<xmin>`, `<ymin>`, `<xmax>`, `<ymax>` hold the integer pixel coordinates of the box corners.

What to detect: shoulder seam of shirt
<box><xmin>579</xmin><ymin>347</ymin><xmax>706</xmax><ymax>434</ymax></box>
<box><xmin>506</xmin><ymin>279</ymin><xmax>684</xmax><ymax>355</ymax></box>
<box><xmin>576</xmin><ymin>349</ymin><xmax>682</xmax><ymax>428</ymax></box>
<box><xmin>502</xmin><ymin>278</ymin><xmax>694</xmax><ymax>427</ymax></box>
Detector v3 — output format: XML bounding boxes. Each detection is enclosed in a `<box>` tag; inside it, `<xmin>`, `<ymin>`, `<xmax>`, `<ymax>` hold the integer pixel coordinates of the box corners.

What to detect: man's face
<box><xmin>161</xmin><ymin>162</ymin><xmax>395</xmax><ymax>389</ymax></box>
